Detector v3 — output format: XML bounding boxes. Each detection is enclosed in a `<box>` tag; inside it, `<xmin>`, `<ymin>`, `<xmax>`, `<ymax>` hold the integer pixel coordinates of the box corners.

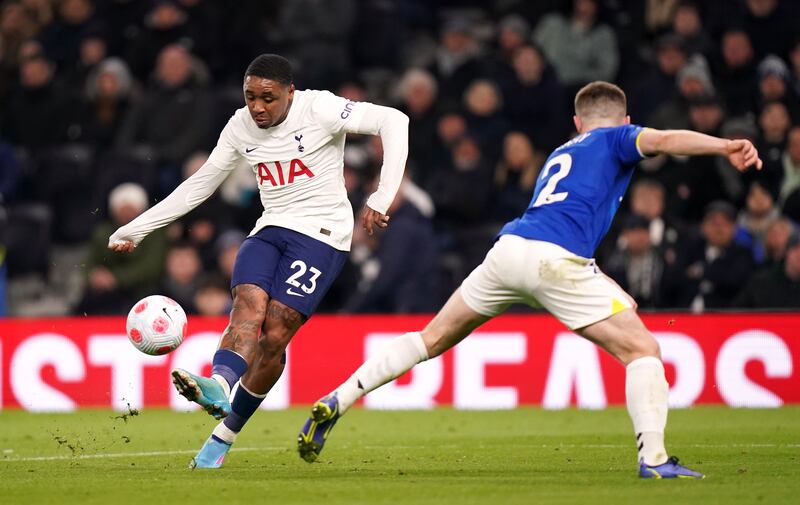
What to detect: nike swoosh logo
<box><xmin>286</xmin><ymin>288</ymin><xmax>305</xmax><ymax>297</ymax></box>
<box><xmin>162</xmin><ymin>307</ymin><xmax>173</xmax><ymax>321</ymax></box>
<box><xmin>245</xmin><ymin>147</ymin><xmax>257</xmax><ymax>153</ymax></box>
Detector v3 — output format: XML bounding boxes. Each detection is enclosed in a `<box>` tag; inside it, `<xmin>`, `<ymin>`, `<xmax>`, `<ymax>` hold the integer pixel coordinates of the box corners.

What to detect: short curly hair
<box><xmin>245</xmin><ymin>54</ymin><xmax>293</xmax><ymax>85</ymax></box>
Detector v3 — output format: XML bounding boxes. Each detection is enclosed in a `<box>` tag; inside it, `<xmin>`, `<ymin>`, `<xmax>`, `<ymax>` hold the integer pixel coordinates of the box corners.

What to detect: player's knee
<box><xmin>258</xmin><ymin>325</ymin><xmax>292</xmax><ymax>358</ymax></box>
<box><xmin>256</xmin><ymin>301</ymin><xmax>304</xmax><ymax>359</ymax></box>
<box><xmin>624</xmin><ymin>331</ymin><xmax>660</xmax><ymax>364</ymax></box>
<box><xmin>231</xmin><ymin>284</ymin><xmax>268</xmax><ymax>320</ymax></box>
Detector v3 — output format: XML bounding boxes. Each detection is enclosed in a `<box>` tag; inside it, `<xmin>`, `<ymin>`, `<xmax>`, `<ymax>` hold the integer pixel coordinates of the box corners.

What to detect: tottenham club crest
<box><xmin>295</xmin><ymin>134</ymin><xmax>304</xmax><ymax>152</ymax></box>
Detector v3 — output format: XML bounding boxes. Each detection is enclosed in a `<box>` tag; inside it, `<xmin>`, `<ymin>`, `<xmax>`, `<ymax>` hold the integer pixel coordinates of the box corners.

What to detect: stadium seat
<box><xmin>4</xmin><ymin>203</ymin><xmax>51</xmax><ymax>278</ymax></box>
<box><xmin>33</xmin><ymin>144</ymin><xmax>96</xmax><ymax>244</ymax></box>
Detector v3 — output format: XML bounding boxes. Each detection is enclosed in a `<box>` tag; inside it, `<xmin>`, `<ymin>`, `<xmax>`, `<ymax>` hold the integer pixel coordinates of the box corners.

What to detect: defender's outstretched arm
<box><xmin>636</xmin><ymin>128</ymin><xmax>763</xmax><ymax>171</ymax></box>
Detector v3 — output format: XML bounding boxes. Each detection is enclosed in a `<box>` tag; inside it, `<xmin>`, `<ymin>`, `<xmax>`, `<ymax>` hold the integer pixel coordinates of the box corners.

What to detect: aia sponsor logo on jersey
<box><xmin>257</xmin><ymin>159</ymin><xmax>315</xmax><ymax>187</ymax></box>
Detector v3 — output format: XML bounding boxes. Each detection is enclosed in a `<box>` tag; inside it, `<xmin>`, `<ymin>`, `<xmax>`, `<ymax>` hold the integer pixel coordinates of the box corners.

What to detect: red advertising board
<box><xmin>0</xmin><ymin>314</ymin><xmax>797</xmax><ymax>411</ymax></box>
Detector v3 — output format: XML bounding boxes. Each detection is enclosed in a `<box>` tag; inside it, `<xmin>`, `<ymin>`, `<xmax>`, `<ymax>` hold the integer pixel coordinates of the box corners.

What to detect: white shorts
<box><xmin>460</xmin><ymin>235</ymin><xmax>635</xmax><ymax>330</ymax></box>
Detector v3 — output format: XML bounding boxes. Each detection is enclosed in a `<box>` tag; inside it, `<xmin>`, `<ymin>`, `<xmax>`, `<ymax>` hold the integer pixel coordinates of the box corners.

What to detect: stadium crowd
<box><xmin>1</xmin><ymin>0</ymin><xmax>800</xmax><ymax>316</ymax></box>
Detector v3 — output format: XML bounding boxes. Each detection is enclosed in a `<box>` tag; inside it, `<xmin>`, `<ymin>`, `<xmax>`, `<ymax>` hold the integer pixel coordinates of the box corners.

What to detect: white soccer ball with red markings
<box><xmin>126</xmin><ymin>295</ymin><xmax>187</xmax><ymax>355</ymax></box>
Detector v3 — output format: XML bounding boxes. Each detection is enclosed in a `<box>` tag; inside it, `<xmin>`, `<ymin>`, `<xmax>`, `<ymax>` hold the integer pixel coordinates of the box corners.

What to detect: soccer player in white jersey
<box><xmin>108</xmin><ymin>54</ymin><xmax>409</xmax><ymax>468</ymax></box>
<box><xmin>298</xmin><ymin>82</ymin><xmax>763</xmax><ymax>478</ymax></box>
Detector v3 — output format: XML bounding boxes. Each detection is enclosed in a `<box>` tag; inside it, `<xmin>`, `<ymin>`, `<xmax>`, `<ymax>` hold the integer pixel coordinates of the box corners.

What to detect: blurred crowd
<box><xmin>1</xmin><ymin>0</ymin><xmax>800</xmax><ymax>317</ymax></box>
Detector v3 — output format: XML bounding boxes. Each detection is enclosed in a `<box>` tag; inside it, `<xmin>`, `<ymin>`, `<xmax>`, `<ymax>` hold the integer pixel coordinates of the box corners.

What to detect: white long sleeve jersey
<box><xmin>109</xmin><ymin>89</ymin><xmax>409</xmax><ymax>251</ymax></box>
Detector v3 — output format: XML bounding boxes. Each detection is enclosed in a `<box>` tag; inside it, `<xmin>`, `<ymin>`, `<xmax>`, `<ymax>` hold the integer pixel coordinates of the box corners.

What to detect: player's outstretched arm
<box><xmin>637</xmin><ymin>128</ymin><xmax>763</xmax><ymax>171</ymax></box>
<box><xmin>108</xmin><ymin>161</ymin><xmax>231</xmax><ymax>252</ymax></box>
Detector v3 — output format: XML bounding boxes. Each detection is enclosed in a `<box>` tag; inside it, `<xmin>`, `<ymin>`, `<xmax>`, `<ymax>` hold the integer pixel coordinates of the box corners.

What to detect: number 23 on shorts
<box><xmin>285</xmin><ymin>259</ymin><xmax>321</xmax><ymax>296</ymax></box>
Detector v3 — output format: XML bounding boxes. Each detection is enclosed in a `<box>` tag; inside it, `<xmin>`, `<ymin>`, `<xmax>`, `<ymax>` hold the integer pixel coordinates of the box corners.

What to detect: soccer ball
<box><xmin>126</xmin><ymin>295</ymin><xmax>188</xmax><ymax>355</ymax></box>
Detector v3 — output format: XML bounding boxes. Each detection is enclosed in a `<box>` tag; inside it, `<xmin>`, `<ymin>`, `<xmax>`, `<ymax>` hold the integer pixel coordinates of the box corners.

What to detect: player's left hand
<box><xmin>360</xmin><ymin>205</ymin><xmax>389</xmax><ymax>236</ymax></box>
<box><xmin>726</xmin><ymin>139</ymin><xmax>763</xmax><ymax>172</ymax></box>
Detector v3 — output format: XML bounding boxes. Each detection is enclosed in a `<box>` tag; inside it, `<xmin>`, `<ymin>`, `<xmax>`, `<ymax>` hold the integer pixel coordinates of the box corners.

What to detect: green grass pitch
<box><xmin>1</xmin><ymin>407</ymin><xmax>798</xmax><ymax>504</ymax></box>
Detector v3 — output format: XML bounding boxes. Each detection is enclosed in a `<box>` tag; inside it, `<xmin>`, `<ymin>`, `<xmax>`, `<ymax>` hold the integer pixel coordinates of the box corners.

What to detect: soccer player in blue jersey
<box><xmin>297</xmin><ymin>81</ymin><xmax>763</xmax><ymax>478</ymax></box>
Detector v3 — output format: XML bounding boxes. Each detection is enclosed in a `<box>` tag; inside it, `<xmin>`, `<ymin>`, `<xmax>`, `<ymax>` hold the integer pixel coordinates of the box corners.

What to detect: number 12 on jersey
<box><xmin>533</xmin><ymin>153</ymin><xmax>572</xmax><ymax>207</ymax></box>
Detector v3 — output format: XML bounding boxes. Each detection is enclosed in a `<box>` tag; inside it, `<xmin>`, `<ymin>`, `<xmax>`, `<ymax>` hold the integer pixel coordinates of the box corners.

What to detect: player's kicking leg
<box><xmin>193</xmin><ymin>300</ymin><xmax>301</xmax><ymax>469</ymax></box>
<box><xmin>172</xmin><ymin>283</ymin><xmax>266</xmax><ymax>420</ymax></box>
<box><xmin>297</xmin><ymin>288</ymin><xmax>489</xmax><ymax>462</ymax></box>
<box><xmin>577</xmin><ymin>309</ymin><xmax>704</xmax><ymax>479</ymax></box>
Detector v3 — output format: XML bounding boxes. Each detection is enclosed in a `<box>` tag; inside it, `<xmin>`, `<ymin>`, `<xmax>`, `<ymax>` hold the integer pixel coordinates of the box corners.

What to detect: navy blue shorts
<box><xmin>230</xmin><ymin>226</ymin><xmax>348</xmax><ymax>317</ymax></box>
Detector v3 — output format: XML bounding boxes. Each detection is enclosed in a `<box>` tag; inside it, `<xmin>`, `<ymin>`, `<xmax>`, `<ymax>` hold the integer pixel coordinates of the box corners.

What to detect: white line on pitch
<box><xmin>0</xmin><ymin>446</ymin><xmax>282</xmax><ymax>463</ymax></box>
<box><xmin>358</xmin><ymin>443</ymin><xmax>800</xmax><ymax>450</ymax></box>
<box><xmin>3</xmin><ymin>443</ymin><xmax>798</xmax><ymax>463</ymax></box>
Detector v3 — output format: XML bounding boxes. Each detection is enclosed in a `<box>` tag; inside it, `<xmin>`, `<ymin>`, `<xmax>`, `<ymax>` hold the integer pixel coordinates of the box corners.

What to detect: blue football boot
<box><xmin>190</xmin><ymin>435</ymin><xmax>232</xmax><ymax>469</ymax></box>
<box><xmin>639</xmin><ymin>456</ymin><xmax>705</xmax><ymax>479</ymax></box>
<box><xmin>171</xmin><ymin>368</ymin><xmax>231</xmax><ymax>420</ymax></box>
<box><xmin>297</xmin><ymin>394</ymin><xmax>341</xmax><ymax>463</ymax></box>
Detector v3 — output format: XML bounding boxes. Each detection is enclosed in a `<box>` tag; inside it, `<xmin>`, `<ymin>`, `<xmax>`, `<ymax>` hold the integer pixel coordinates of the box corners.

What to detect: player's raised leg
<box><xmin>172</xmin><ymin>283</ymin><xmax>266</xmax><ymax>420</ymax></box>
<box><xmin>297</xmin><ymin>288</ymin><xmax>489</xmax><ymax>462</ymax></box>
<box><xmin>577</xmin><ymin>309</ymin><xmax>704</xmax><ymax>479</ymax></box>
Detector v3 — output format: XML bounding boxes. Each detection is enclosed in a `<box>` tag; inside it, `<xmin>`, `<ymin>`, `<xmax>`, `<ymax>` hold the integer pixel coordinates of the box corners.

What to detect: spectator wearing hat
<box><xmin>648</xmin><ymin>54</ymin><xmax>713</xmax><ymax>130</ymax></box>
<box><xmin>605</xmin><ymin>214</ymin><xmax>666</xmax><ymax>309</ymax></box>
<box><xmin>74</xmin><ymin>57</ymin><xmax>134</xmax><ymax>150</ymax></box>
<box><xmin>663</xmin><ymin>201</ymin><xmax>754</xmax><ymax>310</ymax></box>
<box><xmin>756</xmin><ymin>55</ymin><xmax>799</xmax><ymax>119</ymax></box>
<box><xmin>534</xmin><ymin>0</ymin><xmax>618</xmax><ymax>90</ymax></box>
<box><xmin>734</xmin><ymin>230</ymin><xmax>800</xmax><ymax>309</ymax></box>
<box><xmin>77</xmin><ymin>183</ymin><xmax>167</xmax><ymax>314</ymax></box>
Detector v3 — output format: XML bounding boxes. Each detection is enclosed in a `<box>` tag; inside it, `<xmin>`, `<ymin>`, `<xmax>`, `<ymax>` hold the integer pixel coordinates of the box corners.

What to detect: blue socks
<box><xmin>210</xmin><ymin>349</ymin><xmax>248</xmax><ymax>392</ymax></box>
<box><xmin>212</xmin><ymin>383</ymin><xmax>266</xmax><ymax>443</ymax></box>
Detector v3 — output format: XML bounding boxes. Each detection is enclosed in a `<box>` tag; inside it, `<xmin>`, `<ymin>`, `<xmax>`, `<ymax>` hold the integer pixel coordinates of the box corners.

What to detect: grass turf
<box><xmin>0</xmin><ymin>407</ymin><xmax>798</xmax><ymax>505</ymax></box>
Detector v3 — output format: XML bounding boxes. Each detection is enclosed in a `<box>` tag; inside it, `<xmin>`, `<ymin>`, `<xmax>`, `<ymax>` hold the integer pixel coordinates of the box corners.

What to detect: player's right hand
<box><xmin>726</xmin><ymin>139</ymin><xmax>763</xmax><ymax>172</ymax></box>
<box><xmin>360</xmin><ymin>205</ymin><xmax>390</xmax><ymax>236</ymax></box>
<box><xmin>108</xmin><ymin>239</ymin><xmax>136</xmax><ymax>253</ymax></box>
